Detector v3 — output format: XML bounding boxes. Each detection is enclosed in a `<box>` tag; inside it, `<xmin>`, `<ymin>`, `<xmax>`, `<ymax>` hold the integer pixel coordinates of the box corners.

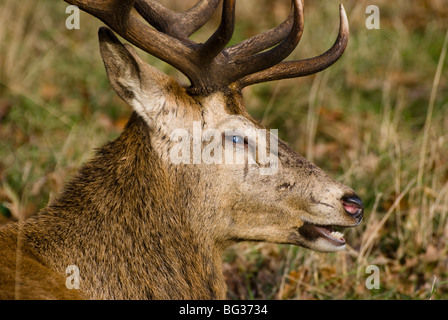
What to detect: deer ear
<box><xmin>98</xmin><ymin>27</ymin><xmax>171</xmax><ymax>128</ymax></box>
<box><xmin>98</xmin><ymin>27</ymin><xmax>143</xmax><ymax>103</ymax></box>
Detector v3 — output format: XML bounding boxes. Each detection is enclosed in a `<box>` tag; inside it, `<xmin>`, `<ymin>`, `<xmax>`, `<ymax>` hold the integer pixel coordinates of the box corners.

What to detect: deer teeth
<box><xmin>330</xmin><ymin>231</ymin><xmax>344</xmax><ymax>240</ymax></box>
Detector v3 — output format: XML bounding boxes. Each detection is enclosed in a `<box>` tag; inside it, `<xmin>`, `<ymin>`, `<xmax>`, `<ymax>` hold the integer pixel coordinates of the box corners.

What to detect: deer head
<box><xmin>65</xmin><ymin>0</ymin><xmax>363</xmax><ymax>253</ymax></box>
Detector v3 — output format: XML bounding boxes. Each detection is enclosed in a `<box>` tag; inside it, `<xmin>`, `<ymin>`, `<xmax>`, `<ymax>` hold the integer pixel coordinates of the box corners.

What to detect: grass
<box><xmin>1</xmin><ymin>0</ymin><xmax>447</xmax><ymax>299</ymax></box>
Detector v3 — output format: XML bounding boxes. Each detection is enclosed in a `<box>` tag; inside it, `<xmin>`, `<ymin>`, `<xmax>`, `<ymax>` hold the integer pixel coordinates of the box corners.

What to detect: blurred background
<box><xmin>0</xmin><ymin>0</ymin><xmax>447</xmax><ymax>299</ymax></box>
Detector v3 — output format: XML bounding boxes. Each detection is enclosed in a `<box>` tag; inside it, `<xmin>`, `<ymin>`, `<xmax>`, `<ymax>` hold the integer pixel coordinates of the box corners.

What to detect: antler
<box><xmin>236</xmin><ymin>4</ymin><xmax>349</xmax><ymax>88</ymax></box>
<box><xmin>134</xmin><ymin>0</ymin><xmax>221</xmax><ymax>40</ymax></box>
<box><xmin>64</xmin><ymin>0</ymin><xmax>348</xmax><ymax>94</ymax></box>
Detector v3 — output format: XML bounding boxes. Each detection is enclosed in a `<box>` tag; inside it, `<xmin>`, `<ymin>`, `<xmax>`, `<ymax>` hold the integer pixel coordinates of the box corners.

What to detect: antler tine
<box><xmin>224</xmin><ymin>12</ymin><xmax>294</xmax><ymax>60</ymax></box>
<box><xmin>220</xmin><ymin>0</ymin><xmax>304</xmax><ymax>85</ymax></box>
<box><xmin>181</xmin><ymin>0</ymin><xmax>222</xmax><ymax>38</ymax></box>
<box><xmin>236</xmin><ymin>4</ymin><xmax>349</xmax><ymax>89</ymax></box>
<box><xmin>200</xmin><ymin>0</ymin><xmax>236</xmax><ymax>62</ymax></box>
<box><xmin>134</xmin><ymin>1</ymin><xmax>176</xmax><ymax>37</ymax></box>
<box><xmin>64</xmin><ymin>0</ymin><xmax>135</xmax><ymax>31</ymax></box>
<box><xmin>134</xmin><ymin>0</ymin><xmax>221</xmax><ymax>40</ymax></box>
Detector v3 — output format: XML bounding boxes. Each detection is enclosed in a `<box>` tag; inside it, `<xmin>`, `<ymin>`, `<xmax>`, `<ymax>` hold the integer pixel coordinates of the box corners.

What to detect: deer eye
<box><xmin>232</xmin><ymin>135</ymin><xmax>245</xmax><ymax>145</ymax></box>
<box><xmin>222</xmin><ymin>133</ymin><xmax>248</xmax><ymax>148</ymax></box>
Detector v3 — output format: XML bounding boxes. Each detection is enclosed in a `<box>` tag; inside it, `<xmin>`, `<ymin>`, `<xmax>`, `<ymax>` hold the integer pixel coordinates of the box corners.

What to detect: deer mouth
<box><xmin>298</xmin><ymin>223</ymin><xmax>346</xmax><ymax>248</ymax></box>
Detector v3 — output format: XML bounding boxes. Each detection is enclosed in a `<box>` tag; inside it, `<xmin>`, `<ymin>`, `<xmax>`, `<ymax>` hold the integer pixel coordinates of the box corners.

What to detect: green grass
<box><xmin>1</xmin><ymin>0</ymin><xmax>447</xmax><ymax>299</ymax></box>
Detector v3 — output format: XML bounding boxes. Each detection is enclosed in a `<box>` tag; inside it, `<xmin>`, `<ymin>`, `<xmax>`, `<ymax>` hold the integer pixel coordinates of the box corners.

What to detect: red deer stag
<box><xmin>0</xmin><ymin>0</ymin><xmax>363</xmax><ymax>299</ymax></box>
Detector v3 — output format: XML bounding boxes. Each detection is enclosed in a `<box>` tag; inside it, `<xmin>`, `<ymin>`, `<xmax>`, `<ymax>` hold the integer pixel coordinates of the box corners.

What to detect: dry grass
<box><xmin>1</xmin><ymin>0</ymin><xmax>447</xmax><ymax>299</ymax></box>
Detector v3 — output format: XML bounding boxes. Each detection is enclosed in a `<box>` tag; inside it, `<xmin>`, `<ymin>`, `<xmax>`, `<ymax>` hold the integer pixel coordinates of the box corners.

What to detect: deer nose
<box><xmin>341</xmin><ymin>195</ymin><xmax>364</xmax><ymax>221</ymax></box>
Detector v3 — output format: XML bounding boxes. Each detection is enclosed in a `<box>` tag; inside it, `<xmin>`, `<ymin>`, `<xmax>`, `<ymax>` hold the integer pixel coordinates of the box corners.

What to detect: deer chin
<box><xmin>296</xmin><ymin>222</ymin><xmax>349</xmax><ymax>252</ymax></box>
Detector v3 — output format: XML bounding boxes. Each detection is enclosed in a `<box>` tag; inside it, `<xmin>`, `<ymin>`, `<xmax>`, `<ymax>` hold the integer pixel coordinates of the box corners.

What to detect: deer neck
<box><xmin>25</xmin><ymin>112</ymin><xmax>226</xmax><ymax>299</ymax></box>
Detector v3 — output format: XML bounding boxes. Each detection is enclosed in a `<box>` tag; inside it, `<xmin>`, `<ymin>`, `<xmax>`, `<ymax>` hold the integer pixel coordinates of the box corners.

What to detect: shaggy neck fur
<box><xmin>12</xmin><ymin>112</ymin><xmax>226</xmax><ymax>299</ymax></box>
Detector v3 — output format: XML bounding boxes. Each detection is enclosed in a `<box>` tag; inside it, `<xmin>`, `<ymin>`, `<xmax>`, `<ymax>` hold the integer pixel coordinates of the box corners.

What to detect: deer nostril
<box><xmin>341</xmin><ymin>195</ymin><xmax>364</xmax><ymax>219</ymax></box>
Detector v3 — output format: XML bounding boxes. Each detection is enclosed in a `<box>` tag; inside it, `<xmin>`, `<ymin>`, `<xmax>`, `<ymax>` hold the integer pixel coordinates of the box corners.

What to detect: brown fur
<box><xmin>1</xmin><ymin>114</ymin><xmax>227</xmax><ymax>299</ymax></box>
